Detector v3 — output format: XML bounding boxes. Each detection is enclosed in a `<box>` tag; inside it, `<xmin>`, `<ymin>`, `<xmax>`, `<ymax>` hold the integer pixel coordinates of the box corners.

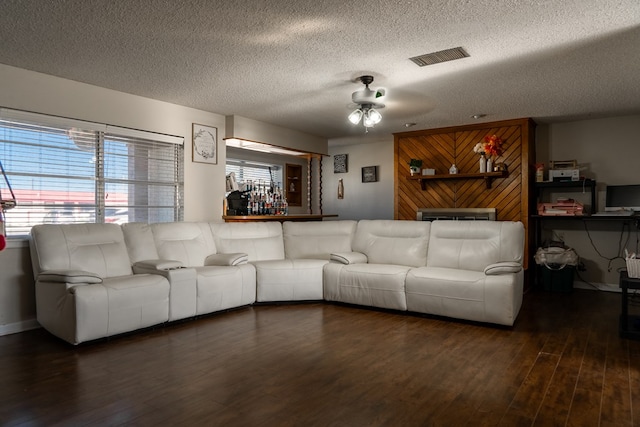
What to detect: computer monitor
<box><xmin>605</xmin><ymin>184</ymin><xmax>640</xmax><ymax>212</ymax></box>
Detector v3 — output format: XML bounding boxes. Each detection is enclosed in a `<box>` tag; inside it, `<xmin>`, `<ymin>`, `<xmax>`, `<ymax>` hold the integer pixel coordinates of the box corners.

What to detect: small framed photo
<box><xmin>334</xmin><ymin>154</ymin><xmax>348</xmax><ymax>173</ymax></box>
<box><xmin>192</xmin><ymin>123</ymin><xmax>217</xmax><ymax>164</ymax></box>
<box><xmin>362</xmin><ymin>166</ymin><xmax>378</xmax><ymax>183</ymax></box>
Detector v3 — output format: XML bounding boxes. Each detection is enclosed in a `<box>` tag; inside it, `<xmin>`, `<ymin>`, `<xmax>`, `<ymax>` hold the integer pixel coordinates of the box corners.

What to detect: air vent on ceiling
<box><xmin>409</xmin><ymin>47</ymin><xmax>469</xmax><ymax>67</ymax></box>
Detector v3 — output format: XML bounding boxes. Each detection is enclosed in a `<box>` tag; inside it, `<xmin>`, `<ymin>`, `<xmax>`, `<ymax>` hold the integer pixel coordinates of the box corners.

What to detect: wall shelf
<box><xmin>285</xmin><ymin>163</ymin><xmax>303</xmax><ymax>206</ymax></box>
<box><xmin>408</xmin><ymin>171</ymin><xmax>508</xmax><ymax>190</ymax></box>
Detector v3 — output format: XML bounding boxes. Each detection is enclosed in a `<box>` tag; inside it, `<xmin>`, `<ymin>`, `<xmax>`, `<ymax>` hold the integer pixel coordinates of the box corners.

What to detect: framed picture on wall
<box><xmin>333</xmin><ymin>154</ymin><xmax>348</xmax><ymax>173</ymax></box>
<box><xmin>192</xmin><ymin>123</ymin><xmax>217</xmax><ymax>164</ymax></box>
<box><xmin>362</xmin><ymin>166</ymin><xmax>378</xmax><ymax>183</ymax></box>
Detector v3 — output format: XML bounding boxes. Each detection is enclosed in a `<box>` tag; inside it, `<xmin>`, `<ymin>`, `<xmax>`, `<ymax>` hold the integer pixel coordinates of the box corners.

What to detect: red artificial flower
<box><xmin>482</xmin><ymin>134</ymin><xmax>503</xmax><ymax>157</ymax></box>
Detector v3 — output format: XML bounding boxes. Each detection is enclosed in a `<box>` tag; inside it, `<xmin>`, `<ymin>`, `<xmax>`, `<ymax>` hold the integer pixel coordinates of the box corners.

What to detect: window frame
<box><xmin>0</xmin><ymin>108</ymin><xmax>184</xmax><ymax>239</ymax></box>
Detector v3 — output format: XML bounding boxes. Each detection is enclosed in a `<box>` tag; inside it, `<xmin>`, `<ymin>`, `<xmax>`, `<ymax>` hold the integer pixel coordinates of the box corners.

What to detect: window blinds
<box><xmin>226</xmin><ymin>159</ymin><xmax>283</xmax><ymax>190</ymax></box>
<box><xmin>0</xmin><ymin>108</ymin><xmax>184</xmax><ymax>237</ymax></box>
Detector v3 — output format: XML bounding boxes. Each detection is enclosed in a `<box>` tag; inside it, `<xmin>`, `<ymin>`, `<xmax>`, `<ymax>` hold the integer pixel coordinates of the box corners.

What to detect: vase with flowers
<box><xmin>473</xmin><ymin>143</ymin><xmax>487</xmax><ymax>173</ymax></box>
<box><xmin>473</xmin><ymin>135</ymin><xmax>504</xmax><ymax>173</ymax></box>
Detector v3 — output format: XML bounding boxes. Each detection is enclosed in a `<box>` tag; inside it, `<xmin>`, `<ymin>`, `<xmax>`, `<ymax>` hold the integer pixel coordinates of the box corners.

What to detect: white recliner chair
<box><xmin>30</xmin><ymin>223</ymin><xmax>170</xmax><ymax>344</ymax></box>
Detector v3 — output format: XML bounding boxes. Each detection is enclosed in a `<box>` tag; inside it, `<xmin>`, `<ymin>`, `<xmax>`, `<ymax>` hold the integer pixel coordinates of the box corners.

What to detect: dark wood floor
<box><xmin>1</xmin><ymin>289</ymin><xmax>639</xmax><ymax>426</ymax></box>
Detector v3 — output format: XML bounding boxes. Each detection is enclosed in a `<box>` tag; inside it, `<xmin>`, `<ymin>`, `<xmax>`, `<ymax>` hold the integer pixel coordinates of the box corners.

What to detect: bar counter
<box><xmin>222</xmin><ymin>214</ymin><xmax>338</xmax><ymax>223</ymax></box>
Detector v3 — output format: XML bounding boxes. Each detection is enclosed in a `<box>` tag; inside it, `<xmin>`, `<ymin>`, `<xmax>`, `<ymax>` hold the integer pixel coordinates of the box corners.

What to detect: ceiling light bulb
<box><xmin>367</xmin><ymin>108</ymin><xmax>382</xmax><ymax>124</ymax></box>
<box><xmin>363</xmin><ymin>113</ymin><xmax>376</xmax><ymax>128</ymax></box>
<box><xmin>348</xmin><ymin>109</ymin><xmax>363</xmax><ymax>124</ymax></box>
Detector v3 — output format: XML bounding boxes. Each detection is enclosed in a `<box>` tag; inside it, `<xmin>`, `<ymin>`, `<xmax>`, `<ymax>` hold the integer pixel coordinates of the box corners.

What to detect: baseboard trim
<box><xmin>574</xmin><ymin>280</ymin><xmax>620</xmax><ymax>293</ymax></box>
<box><xmin>0</xmin><ymin>319</ymin><xmax>41</xmax><ymax>336</ymax></box>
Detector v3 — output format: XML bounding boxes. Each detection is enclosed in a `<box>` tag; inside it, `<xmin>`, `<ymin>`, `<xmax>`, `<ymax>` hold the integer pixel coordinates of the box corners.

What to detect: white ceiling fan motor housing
<box><xmin>352</xmin><ymin>87</ymin><xmax>386</xmax><ymax>109</ymax></box>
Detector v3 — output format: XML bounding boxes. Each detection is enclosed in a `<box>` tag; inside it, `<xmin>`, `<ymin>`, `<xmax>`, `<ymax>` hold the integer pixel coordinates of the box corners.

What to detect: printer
<box><xmin>549</xmin><ymin>160</ymin><xmax>580</xmax><ymax>182</ymax></box>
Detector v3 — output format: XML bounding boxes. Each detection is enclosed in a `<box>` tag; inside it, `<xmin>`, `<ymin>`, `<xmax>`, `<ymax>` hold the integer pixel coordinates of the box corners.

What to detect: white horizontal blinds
<box><xmin>103</xmin><ymin>133</ymin><xmax>184</xmax><ymax>224</ymax></box>
<box><xmin>226</xmin><ymin>159</ymin><xmax>282</xmax><ymax>190</ymax></box>
<box><xmin>0</xmin><ymin>108</ymin><xmax>184</xmax><ymax>237</ymax></box>
<box><xmin>0</xmin><ymin>118</ymin><xmax>98</xmax><ymax>235</ymax></box>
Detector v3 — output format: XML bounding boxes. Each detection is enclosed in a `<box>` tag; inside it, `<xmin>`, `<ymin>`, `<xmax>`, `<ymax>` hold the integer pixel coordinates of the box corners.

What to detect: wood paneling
<box><xmin>394</xmin><ymin>118</ymin><xmax>536</xmax><ymax>268</ymax></box>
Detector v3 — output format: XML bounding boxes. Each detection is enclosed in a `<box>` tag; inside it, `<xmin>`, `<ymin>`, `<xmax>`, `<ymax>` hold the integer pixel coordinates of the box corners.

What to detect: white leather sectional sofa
<box><xmin>29</xmin><ymin>219</ymin><xmax>524</xmax><ymax>344</ymax></box>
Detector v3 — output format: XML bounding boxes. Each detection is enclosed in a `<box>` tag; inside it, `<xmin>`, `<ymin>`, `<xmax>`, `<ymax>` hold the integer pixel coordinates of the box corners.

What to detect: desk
<box><xmin>619</xmin><ymin>271</ymin><xmax>640</xmax><ymax>340</ymax></box>
<box><xmin>531</xmin><ymin>215</ymin><xmax>640</xmax><ymax>288</ymax></box>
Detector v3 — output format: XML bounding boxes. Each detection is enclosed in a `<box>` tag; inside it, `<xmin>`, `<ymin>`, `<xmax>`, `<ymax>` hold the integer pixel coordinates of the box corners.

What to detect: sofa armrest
<box><xmin>205</xmin><ymin>253</ymin><xmax>249</xmax><ymax>266</ymax></box>
<box><xmin>484</xmin><ymin>261</ymin><xmax>522</xmax><ymax>275</ymax></box>
<box><xmin>330</xmin><ymin>252</ymin><xmax>368</xmax><ymax>265</ymax></box>
<box><xmin>37</xmin><ymin>269</ymin><xmax>103</xmax><ymax>284</ymax></box>
<box><xmin>133</xmin><ymin>259</ymin><xmax>184</xmax><ymax>272</ymax></box>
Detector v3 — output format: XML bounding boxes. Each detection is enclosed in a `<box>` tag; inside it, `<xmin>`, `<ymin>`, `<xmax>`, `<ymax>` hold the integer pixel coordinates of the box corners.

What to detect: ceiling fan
<box><xmin>348</xmin><ymin>75</ymin><xmax>386</xmax><ymax>131</ymax></box>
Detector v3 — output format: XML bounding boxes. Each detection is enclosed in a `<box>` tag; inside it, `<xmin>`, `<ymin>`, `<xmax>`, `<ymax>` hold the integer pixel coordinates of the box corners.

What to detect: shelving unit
<box><xmin>532</xmin><ymin>180</ymin><xmax>596</xmax><ymax>260</ymax></box>
<box><xmin>534</xmin><ymin>179</ymin><xmax>597</xmax><ymax>215</ymax></box>
<box><xmin>285</xmin><ymin>163</ymin><xmax>302</xmax><ymax>207</ymax></box>
<box><xmin>531</xmin><ymin>179</ymin><xmax>640</xmax><ymax>288</ymax></box>
<box><xmin>408</xmin><ymin>170</ymin><xmax>508</xmax><ymax>190</ymax></box>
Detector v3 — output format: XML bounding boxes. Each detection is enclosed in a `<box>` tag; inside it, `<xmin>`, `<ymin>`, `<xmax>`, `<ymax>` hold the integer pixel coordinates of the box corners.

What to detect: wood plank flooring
<box><xmin>1</xmin><ymin>289</ymin><xmax>639</xmax><ymax>426</ymax></box>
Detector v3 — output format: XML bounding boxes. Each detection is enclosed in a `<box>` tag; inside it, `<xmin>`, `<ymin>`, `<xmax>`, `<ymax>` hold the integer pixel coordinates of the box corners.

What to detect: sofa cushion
<box><xmin>323</xmin><ymin>263</ymin><xmax>410</xmax><ymax>311</ymax></box>
<box><xmin>211</xmin><ymin>222</ymin><xmax>284</xmax><ymax>261</ymax></box>
<box><xmin>283</xmin><ymin>220</ymin><xmax>357</xmax><ymax>260</ymax></box>
<box><xmin>101</xmin><ymin>274</ymin><xmax>170</xmax><ymax>335</ymax></box>
<box><xmin>122</xmin><ymin>222</ymin><xmax>159</xmax><ymax>264</ymax></box>
<box><xmin>253</xmin><ymin>259</ymin><xmax>327</xmax><ymax>302</ymax></box>
<box><xmin>151</xmin><ymin>222</ymin><xmax>217</xmax><ymax>267</ymax></box>
<box><xmin>405</xmin><ymin>266</ymin><xmax>522</xmax><ymax>326</ymax></box>
<box><xmin>30</xmin><ymin>223</ymin><xmax>133</xmax><ymax>278</ymax></box>
<box><xmin>426</xmin><ymin>221</ymin><xmax>524</xmax><ymax>272</ymax></box>
<box><xmin>352</xmin><ymin>220</ymin><xmax>430</xmax><ymax>268</ymax></box>
<box><xmin>194</xmin><ymin>264</ymin><xmax>256</xmax><ymax>314</ymax></box>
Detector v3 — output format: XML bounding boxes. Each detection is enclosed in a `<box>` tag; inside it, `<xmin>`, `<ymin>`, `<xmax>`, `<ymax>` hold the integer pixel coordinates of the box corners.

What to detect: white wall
<box><xmin>323</xmin><ymin>139</ymin><xmax>394</xmax><ymax>220</ymax></box>
<box><xmin>226</xmin><ymin>115</ymin><xmax>327</xmax><ymax>156</ymax></box>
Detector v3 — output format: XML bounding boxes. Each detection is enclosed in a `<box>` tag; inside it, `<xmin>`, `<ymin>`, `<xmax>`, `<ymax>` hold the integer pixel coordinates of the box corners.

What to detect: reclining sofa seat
<box><xmin>323</xmin><ymin>220</ymin><xmax>432</xmax><ymax>311</ymax></box>
<box><xmin>30</xmin><ymin>223</ymin><xmax>170</xmax><ymax>344</ymax></box>
<box><xmin>124</xmin><ymin>222</ymin><xmax>256</xmax><ymax>318</ymax></box>
<box><xmin>210</xmin><ymin>221</ymin><xmax>357</xmax><ymax>302</ymax></box>
<box><xmin>406</xmin><ymin>220</ymin><xmax>525</xmax><ymax>326</ymax></box>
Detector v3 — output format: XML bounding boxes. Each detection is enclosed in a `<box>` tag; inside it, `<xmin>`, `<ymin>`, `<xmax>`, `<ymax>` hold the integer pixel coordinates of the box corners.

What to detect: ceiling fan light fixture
<box><xmin>348</xmin><ymin>109</ymin><xmax>364</xmax><ymax>124</ymax></box>
<box><xmin>363</xmin><ymin>115</ymin><xmax>375</xmax><ymax>128</ymax></box>
<box><xmin>347</xmin><ymin>75</ymin><xmax>385</xmax><ymax>131</ymax></box>
<box><xmin>367</xmin><ymin>108</ymin><xmax>382</xmax><ymax>124</ymax></box>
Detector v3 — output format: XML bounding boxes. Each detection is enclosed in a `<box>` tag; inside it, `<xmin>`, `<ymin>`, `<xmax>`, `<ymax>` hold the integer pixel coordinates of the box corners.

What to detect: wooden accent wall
<box><xmin>394</xmin><ymin>118</ymin><xmax>536</xmax><ymax>268</ymax></box>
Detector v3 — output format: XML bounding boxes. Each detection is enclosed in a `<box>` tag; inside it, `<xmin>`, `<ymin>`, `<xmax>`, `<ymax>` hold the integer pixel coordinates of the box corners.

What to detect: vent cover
<box><xmin>409</xmin><ymin>47</ymin><xmax>469</xmax><ymax>67</ymax></box>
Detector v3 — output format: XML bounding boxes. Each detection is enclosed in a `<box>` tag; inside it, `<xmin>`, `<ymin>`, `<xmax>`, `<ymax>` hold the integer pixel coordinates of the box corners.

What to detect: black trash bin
<box><xmin>534</xmin><ymin>245</ymin><xmax>579</xmax><ymax>293</ymax></box>
<box><xmin>540</xmin><ymin>265</ymin><xmax>575</xmax><ymax>292</ymax></box>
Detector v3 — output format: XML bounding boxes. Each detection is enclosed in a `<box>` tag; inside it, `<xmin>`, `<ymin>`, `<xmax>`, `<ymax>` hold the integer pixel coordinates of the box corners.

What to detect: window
<box><xmin>225</xmin><ymin>159</ymin><xmax>283</xmax><ymax>192</ymax></box>
<box><xmin>0</xmin><ymin>108</ymin><xmax>184</xmax><ymax>237</ymax></box>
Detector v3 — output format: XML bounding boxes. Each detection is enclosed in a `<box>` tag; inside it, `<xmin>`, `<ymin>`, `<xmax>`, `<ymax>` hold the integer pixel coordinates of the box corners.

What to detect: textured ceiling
<box><xmin>0</xmin><ymin>0</ymin><xmax>639</xmax><ymax>145</ymax></box>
